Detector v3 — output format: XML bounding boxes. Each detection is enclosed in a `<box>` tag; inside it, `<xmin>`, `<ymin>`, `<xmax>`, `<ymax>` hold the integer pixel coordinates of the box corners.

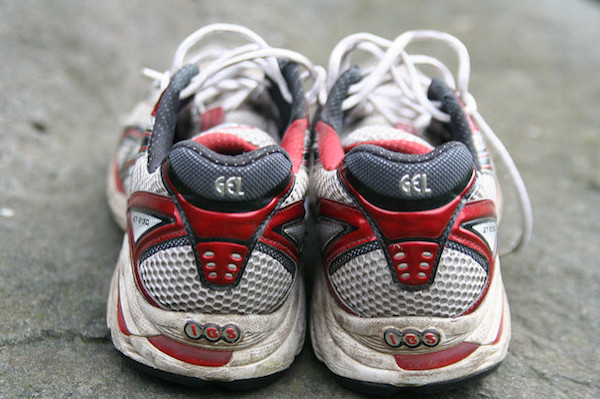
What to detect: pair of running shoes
<box><xmin>106</xmin><ymin>24</ymin><xmax>532</xmax><ymax>394</ymax></box>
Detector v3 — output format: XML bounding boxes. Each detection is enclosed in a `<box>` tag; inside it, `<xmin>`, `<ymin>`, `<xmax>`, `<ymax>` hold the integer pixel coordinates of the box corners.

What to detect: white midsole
<box><xmin>107</xmin><ymin>235</ymin><xmax>306</xmax><ymax>381</ymax></box>
<box><xmin>310</xmin><ymin>258</ymin><xmax>510</xmax><ymax>387</ymax></box>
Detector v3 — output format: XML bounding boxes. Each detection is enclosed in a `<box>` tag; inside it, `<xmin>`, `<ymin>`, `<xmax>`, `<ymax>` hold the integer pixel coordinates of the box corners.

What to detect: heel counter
<box><xmin>123</xmin><ymin>157</ymin><xmax>304</xmax><ymax>314</ymax></box>
<box><xmin>165</xmin><ymin>141</ymin><xmax>293</xmax><ymax>212</ymax></box>
<box><xmin>320</xmin><ymin>168</ymin><xmax>495</xmax><ymax>318</ymax></box>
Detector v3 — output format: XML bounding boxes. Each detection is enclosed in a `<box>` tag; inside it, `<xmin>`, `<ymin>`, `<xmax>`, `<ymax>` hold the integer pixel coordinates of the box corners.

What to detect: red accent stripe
<box><xmin>180</xmin><ymin>194</ymin><xmax>279</xmax><ymax>241</ymax></box>
<box><xmin>260</xmin><ymin>201</ymin><xmax>305</xmax><ymax>263</ymax></box>
<box><xmin>121</xmin><ymin>126</ymin><xmax>146</xmax><ymax>140</ymax></box>
<box><xmin>492</xmin><ymin>307</ymin><xmax>505</xmax><ymax>345</ymax></box>
<box><xmin>394</xmin><ymin>342</ymin><xmax>479</xmax><ymax>370</ymax></box>
<box><xmin>148</xmin><ymin>335</ymin><xmax>232</xmax><ymax>367</ymax></box>
<box><xmin>341</xmin><ymin>171</ymin><xmax>475</xmax><ymax>240</ymax></box>
<box><xmin>127</xmin><ymin>192</ymin><xmax>187</xmax><ymax>308</ymax></box>
<box><xmin>318</xmin><ymin>199</ymin><xmax>377</xmax><ymax>267</ymax></box>
<box><xmin>316</xmin><ymin>121</ymin><xmax>344</xmax><ymax>171</ymax></box>
<box><xmin>200</xmin><ymin>107</ymin><xmax>225</xmax><ymax>131</ymax></box>
<box><xmin>113</xmin><ymin>159</ymin><xmax>126</xmax><ymax>194</ymax></box>
<box><xmin>163</xmin><ymin>167</ymin><xmax>290</xmax><ymax>242</ymax></box>
<box><xmin>394</xmin><ymin>122</ymin><xmax>419</xmax><ymax>135</ymax></box>
<box><xmin>192</xmin><ymin>132</ymin><xmax>258</xmax><ymax>154</ymax></box>
<box><xmin>449</xmin><ymin>199</ymin><xmax>496</xmax><ymax>266</ymax></box>
<box><xmin>280</xmin><ymin>118</ymin><xmax>308</xmax><ymax>173</ymax></box>
<box><xmin>450</xmin><ymin>199</ymin><xmax>497</xmax><ymax>315</ymax></box>
<box><xmin>343</xmin><ymin>139</ymin><xmax>432</xmax><ymax>155</ymax></box>
<box><xmin>116</xmin><ymin>289</ymin><xmax>131</xmax><ymax>336</ymax></box>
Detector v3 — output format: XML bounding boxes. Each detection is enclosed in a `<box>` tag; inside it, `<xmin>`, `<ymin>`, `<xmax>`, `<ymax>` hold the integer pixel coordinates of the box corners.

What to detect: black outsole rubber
<box><xmin>120</xmin><ymin>353</ymin><xmax>286</xmax><ymax>390</ymax></box>
<box><xmin>333</xmin><ymin>363</ymin><xmax>502</xmax><ymax>396</ymax></box>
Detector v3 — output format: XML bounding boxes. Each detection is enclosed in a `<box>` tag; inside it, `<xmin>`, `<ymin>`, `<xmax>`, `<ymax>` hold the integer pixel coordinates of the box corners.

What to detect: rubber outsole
<box><xmin>120</xmin><ymin>353</ymin><xmax>287</xmax><ymax>390</ymax></box>
<box><xmin>333</xmin><ymin>363</ymin><xmax>502</xmax><ymax>396</ymax></box>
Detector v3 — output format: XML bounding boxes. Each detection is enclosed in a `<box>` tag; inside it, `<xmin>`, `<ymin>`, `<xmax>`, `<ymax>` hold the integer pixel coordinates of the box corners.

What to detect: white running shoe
<box><xmin>310</xmin><ymin>30</ymin><xmax>532</xmax><ymax>394</ymax></box>
<box><xmin>106</xmin><ymin>24</ymin><xmax>324</xmax><ymax>388</ymax></box>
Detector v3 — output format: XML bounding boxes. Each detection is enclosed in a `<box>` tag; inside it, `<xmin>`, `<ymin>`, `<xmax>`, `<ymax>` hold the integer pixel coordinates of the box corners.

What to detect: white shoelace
<box><xmin>143</xmin><ymin>23</ymin><xmax>325</xmax><ymax>115</ymax></box>
<box><xmin>325</xmin><ymin>30</ymin><xmax>532</xmax><ymax>254</ymax></box>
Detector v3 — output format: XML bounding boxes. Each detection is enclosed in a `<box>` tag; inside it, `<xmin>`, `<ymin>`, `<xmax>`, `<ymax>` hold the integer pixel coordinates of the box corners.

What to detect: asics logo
<box><xmin>383</xmin><ymin>328</ymin><xmax>440</xmax><ymax>348</ymax></box>
<box><xmin>184</xmin><ymin>321</ymin><xmax>241</xmax><ymax>343</ymax></box>
<box><xmin>400</xmin><ymin>173</ymin><xmax>432</xmax><ymax>195</ymax></box>
<box><xmin>215</xmin><ymin>176</ymin><xmax>245</xmax><ymax>197</ymax></box>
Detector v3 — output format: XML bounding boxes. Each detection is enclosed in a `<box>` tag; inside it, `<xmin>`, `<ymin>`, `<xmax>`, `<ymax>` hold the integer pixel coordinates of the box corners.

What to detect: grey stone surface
<box><xmin>1</xmin><ymin>0</ymin><xmax>599</xmax><ymax>397</ymax></box>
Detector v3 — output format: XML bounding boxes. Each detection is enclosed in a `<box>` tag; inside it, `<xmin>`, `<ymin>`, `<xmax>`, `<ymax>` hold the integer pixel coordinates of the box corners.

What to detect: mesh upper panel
<box><xmin>468</xmin><ymin>171</ymin><xmax>497</xmax><ymax>203</ymax></box>
<box><xmin>130</xmin><ymin>154</ymin><xmax>169</xmax><ymax>196</ymax></box>
<box><xmin>329</xmin><ymin>247</ymin><xmax>487</xmax><ymax>317</ymax></box>
<box><xmin>317</xmin><ymin>218</ymin><xmax>346</xmax><ymax>251</ymax></box>
<box><xmin>311</xmin><ymin>164</ymin><xmax>354</xmax><ymax>205</ymax></box>
<box><xmin>281</xmin><ymin>167</ymin><xmax>308</xmax><ymax>207</ymax></box>
<box><xmin>138</xmin><ymin>245</ymin><xmax>293</xmax><ymax>314</ymax></box>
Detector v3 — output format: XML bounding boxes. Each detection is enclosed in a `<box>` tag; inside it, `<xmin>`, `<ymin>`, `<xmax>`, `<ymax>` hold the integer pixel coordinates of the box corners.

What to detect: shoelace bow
<box><xmin>142</xmin><ymin>23</ymin><xmax>326</xmax><ymax>115</ymax></box>
<box><xmin>324</xmin><ymin>30</ymin><xmax>532</xmax><ymax>254</ymax></box>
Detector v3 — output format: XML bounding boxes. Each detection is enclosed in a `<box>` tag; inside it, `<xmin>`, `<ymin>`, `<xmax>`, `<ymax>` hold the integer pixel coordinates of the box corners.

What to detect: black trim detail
<box><xmin>328</xmin><ymin>241</ymin><xmax>379</xmax><ymax>275</ymax></box>
<box><xmin>127</xmin><ymin>208</ymin><xmax>174</xmax><ymax>245</ymax></box>
<box><xmin>161</xmin><ymin>163</ymin><xmax>294</xmax><ymax>291</ymax></box>
<box><xmin>268</xmin><ymin>60</ymin><xmax>307</xmax><ymax>134</ymax></box>
<box><xmin>340</xmin><ymin>166</ymin><xmax>470</xmax><ymax>291</ymax></box>
<box><xmin>462</xmin><ymin>217</ymin><xmax>498</xmax><ymax>255</ymax></box>
<box><xmin>343</xmin><ymin>142</ymin><xmax>474</xmax><ymax>211</ymax></box>
<box><xmin>333</xmin><ymin>363</ymin><xmax>502</xmax><ymax>395</ymax></box>
<box><xmin>255</xmin><ymin>242</ymin><xmax>296</xmax><ymax>276</ymax></box>
<box><xmin>317</xmin><ymin>216</ymin><xmax>355</xmax><ymax>254</ymax></box>
<box><xmin>445</xmin><ymin>240</ymin><xmax>490</xmax><ymax>274</ymax></box>
<box><xmin>428</xmin><ymin>78</ymin><xmax>481</xmax><ymax>170</ymax></box>
<box><xmin>166</xmin><ymin>142</ymin><xmax>293</xmax><ymax>213</ymax></box>
<box><xmin>138</xmin><ymin>236</ymin><xmax>190</xmax><ymax>265</ymax></box>
<box><xmin>148</xmin><ymin>64</ymin><xmax>199</xmax><ymax>172</ymax></box>
<box><xmin>316</xmin><ymin>67</ymin><xmax>362</xmax><ymax>134</ymax></box>
<box><xmin>344</xmin><ymin>168</ymin><xmax>470</xmax><ymax>212</ymax></box>
<box><xmin>119</xmin><ymin>353</ymin><xmax>287</xmax><ymax>390</ymax></box>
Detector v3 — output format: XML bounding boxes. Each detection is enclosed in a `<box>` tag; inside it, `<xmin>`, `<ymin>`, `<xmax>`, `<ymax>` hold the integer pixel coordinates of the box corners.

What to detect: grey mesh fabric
<box><xmin>468</xmin><ymin>171</ymin><xmax>497</xmax><ymax>203</ymax></box>
<box><xmin>311</xmin><ymin>165</ymin><xmax>354</xmax><ymax>205</ymax></box>
<box><xmin>138</xmin><ymin>245</ymin><xmax>293</xmax><ymax>314</ymax></box>
<box><xmin>281</xmin><ymin>222</ymin><xmax>306</xmax><ymax>249</ymax></box>
<box><xmin>148</xmin><ymin>64</ymin><xmax>199</xmax><ymax>172</ymax></box>
<box><xmin>329</xmin><ymin>246</ymin><xmax>488</xmax><ymax>318</ymax></box>
<box><xmin>168</xmin><ymin>142</ymin><xmax>292</xmax><ymax>202</ymax></box>
<box><xmin>344</xmin><ymin>141</ymin><xmax>474</xmax><ymax>200</ymax></box>
<box><xmin>317</xmin><ymin>218</ymin><xmax>347</xmax><ymax>251</ymax></box>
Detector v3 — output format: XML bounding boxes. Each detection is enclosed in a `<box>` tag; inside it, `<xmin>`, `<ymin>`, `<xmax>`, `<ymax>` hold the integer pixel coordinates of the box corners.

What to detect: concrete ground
<box><xmin>1</xmin><ymin>0</ymin><xmax>599</xmax><ymax>397</ymax></box>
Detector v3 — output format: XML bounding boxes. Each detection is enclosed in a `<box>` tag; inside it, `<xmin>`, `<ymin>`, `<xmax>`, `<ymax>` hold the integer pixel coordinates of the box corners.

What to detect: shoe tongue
<box><xmin>191</xmin><ymin>123</ymin><xmax>278</xmax><ymax>155</ymax></box>
<box><xmin>342</xmin><ymin>125</ymin><xmax>434</xmax><ymax>155</ymax></box>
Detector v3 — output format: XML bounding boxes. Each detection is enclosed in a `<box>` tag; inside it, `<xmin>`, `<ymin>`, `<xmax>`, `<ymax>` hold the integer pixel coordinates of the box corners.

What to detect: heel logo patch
<box><xmin>215</xmin><ymin>176</ymin><xmax>245</xmax><ymax>197</ymax></box>
<box><xmin>400</xmin><ymin>173</ymin><xmax>432</xmax><ymax>196</ymax></box>
<box><xmin>184</xmin><ymin>321</ymin><xmax>241</xmax><ymax>343</ymax></box>
<box><xmin>384</xmin><ymin>328</ymin><xmax>440</xmax><ymax>348</ymax></box>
